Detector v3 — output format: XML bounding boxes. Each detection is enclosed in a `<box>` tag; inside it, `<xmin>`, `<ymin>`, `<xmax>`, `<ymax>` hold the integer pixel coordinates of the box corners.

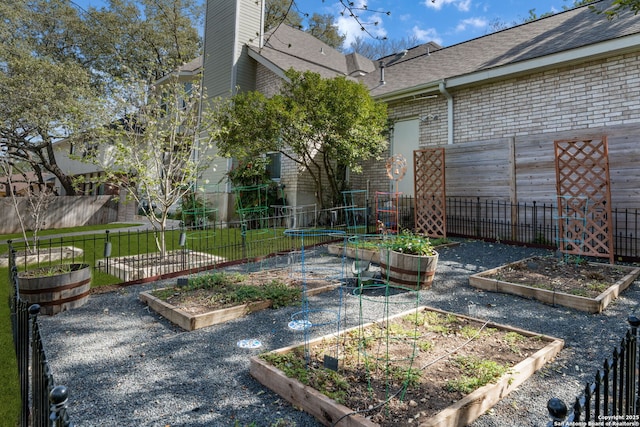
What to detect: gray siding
<box><xmin>203</xmin><ymin>0</ymin><xmax>261</xmax><ymax>98</ymax></box>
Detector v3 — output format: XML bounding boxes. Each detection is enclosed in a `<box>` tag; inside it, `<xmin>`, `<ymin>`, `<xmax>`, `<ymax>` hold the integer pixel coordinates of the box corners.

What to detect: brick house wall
<box><xmin>357</xmin><ymin>51</ymin><xmax>640</xmax><ymax>203</ymax></box>
<box><xmin>452</xmin><ymin>53</ymin><xmax>640</xmax><ymax>142</ymax></box>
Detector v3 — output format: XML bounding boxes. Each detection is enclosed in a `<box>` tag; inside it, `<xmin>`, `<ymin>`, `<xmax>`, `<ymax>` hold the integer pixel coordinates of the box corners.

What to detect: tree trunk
<box><xmin>44</xmin><ymin>144</ymin><xmax>77</xmax><ymax>195</ymax></box>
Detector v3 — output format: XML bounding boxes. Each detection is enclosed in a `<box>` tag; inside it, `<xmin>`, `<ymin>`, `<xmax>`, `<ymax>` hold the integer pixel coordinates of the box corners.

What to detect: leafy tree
<box><xmin>601</xmin><ymin>0</ymin><xmax>640</xmax><ymax>17</ymax></box>
<box><xmin>89</xmin><ymin>77</ymin><xmax>230</xmax><ymax>255</ymax></box>
<box><xmin>0</xmin><ymin>0</ymin><xmax>105</xmax><ymax>196</ymax></box>
<box><xmin>0</xmin><ymin>0</ymin><xmax>201</xmax><ymax>195</ymax></box>
<box><xmin>307</xmin><ymin>13</ymin><xmax>346</xmax><ymax>49</ymax></box>
<box><xmin>349</xmin><ymin>35</ymin><xmax>421</xmax><ymax>60</ymax></box>
<box><xmin>82</xmin><ymin>0</ymin><xmax>202</xmax><ymax>84</ymax></box>
<box><xmin>265</xmin><ymin>0</ymin><xmax>303</xmax><ymax>31</ymax></box>
<box><xmin>214</xmin><ymin>70</ymin><xmax>388</xmax><ymax>209</ymax></box>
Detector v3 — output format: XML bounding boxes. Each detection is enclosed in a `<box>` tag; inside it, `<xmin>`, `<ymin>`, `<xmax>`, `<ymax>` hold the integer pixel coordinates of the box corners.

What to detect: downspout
<box><xmin>439</xmin><ymin>81</ymin><xmax>453</xmax><ymax>145</ymax></box>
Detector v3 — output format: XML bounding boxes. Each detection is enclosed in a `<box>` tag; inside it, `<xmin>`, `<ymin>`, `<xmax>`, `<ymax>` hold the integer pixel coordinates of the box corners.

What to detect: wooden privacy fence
<box><xmin>0</xmin><ymin>195</ymin><xmax>134</xmax><ymax>234</ymax></box>
<box><xmin>435</xmin><ymin>128</ymin><xmax>640</xmax><ymax>213</ymax></box>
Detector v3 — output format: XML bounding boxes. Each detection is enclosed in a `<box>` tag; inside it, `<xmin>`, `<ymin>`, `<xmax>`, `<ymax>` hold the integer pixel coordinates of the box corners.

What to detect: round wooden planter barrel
<box><xmin>380</xmin><ymin>250</ymin><xmax>439</xmax><ymax>290</ymax></box>
<box><xmin>18</xmin><ymin>264</ymin><xmax>91</xmax><ymax>315</ymax></box>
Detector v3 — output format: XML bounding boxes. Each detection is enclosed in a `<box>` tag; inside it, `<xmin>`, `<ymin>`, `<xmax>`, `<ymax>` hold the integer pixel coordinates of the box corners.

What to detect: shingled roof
<box><xmin>358</xmin><ymin>0</ymin><xmax>640</xmax><ymax>98</ymax></box>
<box><xmin>182</xmin><ymin>0</ymin><xmax>639</xmax><ymax>100</ymax></box>
<box><xmin>248</xmin><ymin>24</ymin><xmax>375</xmax><ymax>79</ymax></box>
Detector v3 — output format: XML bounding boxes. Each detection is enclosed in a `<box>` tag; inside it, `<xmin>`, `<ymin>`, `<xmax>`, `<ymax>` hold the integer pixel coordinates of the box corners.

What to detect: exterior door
<box><xmin>392</xmin><ymin>118</ymin><xmax>419</xmax><ymax>196</ymax></box>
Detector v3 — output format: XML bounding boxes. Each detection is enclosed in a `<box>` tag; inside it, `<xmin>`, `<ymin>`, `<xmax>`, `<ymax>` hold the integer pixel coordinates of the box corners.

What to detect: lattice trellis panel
<box><xmin>414</xmin><ymin>148</ymin><xmax>446</xmax><ymax>238</ymax></box>
<box><xmin>554</xmin><ymin>137</ymin><xmax>614</xmax><ymax>263</ymax></box>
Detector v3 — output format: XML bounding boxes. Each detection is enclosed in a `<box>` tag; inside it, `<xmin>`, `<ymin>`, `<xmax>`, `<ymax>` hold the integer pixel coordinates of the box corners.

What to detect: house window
<box><xmin>266</xmin><ymin>152</ymin><xmax>281</xmax><ymax>181</ymax></box>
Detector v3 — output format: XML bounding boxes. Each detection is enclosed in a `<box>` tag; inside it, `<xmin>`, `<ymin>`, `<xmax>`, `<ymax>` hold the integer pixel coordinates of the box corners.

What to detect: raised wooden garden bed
<box><xmin>469</xmin><ymin>256</ymin><xmax>640</xmax><ymax>313</ymax></box>
<box><xmin>140</xmin><ymin>279</ymin><xmax>339</xmax><ymax>331</ymax></box>
<box><xmin>328</xmin><ymin>243</ymin><xmax>380</xmax><ymax>263</ymax></box>
<box><xmin>250</xmin><ymin>306</ymin><xmax>563</xmax><ymax>427</ymax></box>
<box><xmin>97</xmin><ymin>250</ymin><xmax>223</xmax><ymax>281</ymax></box>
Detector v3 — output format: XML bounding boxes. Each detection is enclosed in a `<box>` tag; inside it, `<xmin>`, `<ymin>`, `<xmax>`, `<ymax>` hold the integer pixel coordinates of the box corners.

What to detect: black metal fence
<box><xmin>6</xmin><ymin>209</ymin><xmax>350</xmax><ymax>286</ymax></box>
<box><xmin>377</xmin><ymin>196</ymin><xmax>640</xmax><ymax>261</ymax></box>
<box><xmin>6</xmin><ymin>197</ymin><xmax>640</xmax><ymax>289</ymax></box>
<box><xmin>9</xmin><ymin>248</ymin><xmax>73</xmax><ymax>427</ymax></box>
<box><xmin>548</xmin><ymin>316</ymin><xmax>640</xmax><ymax>426</ymax></box>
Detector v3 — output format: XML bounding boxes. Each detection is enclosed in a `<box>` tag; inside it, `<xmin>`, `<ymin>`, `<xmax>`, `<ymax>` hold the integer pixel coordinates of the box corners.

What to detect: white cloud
<box><xmin>457</xmin><ymin>0</ymin><xmax>472</xmax><ymax>12</ymax></box>
<box><xmin>424</xmin><ymin>0</ymin><xmax>473</xmax><ymax>12</ymax></box>
<box><xmin>411</xmin><ymin>26</ymin><xmax>443</xmax><ymax>45</ymax></box>
<box><xmin>455</xmin><ymin>17</ymin><xmax>487</xmax><ymax>32</ymax></box>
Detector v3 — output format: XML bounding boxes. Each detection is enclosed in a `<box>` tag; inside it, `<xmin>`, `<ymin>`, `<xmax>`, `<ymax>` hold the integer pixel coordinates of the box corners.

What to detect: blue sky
<box><xmin>73</xmin><ymin>0</ymin><xmax>579</xmax><ymax>48</ymax></box>
<box><xmin>294</xmin><ymin>0</ymin><xmax>576</xmax><ymax>47</ymax></box>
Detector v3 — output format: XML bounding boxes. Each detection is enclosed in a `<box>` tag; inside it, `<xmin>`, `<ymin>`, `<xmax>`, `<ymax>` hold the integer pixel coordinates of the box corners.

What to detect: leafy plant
<box><xmin>418</xmin><ymin>340</ymin><xmax>433</xmax><ymax>352</ymax></box>
<box><xmin>387</xmin><ymin>323</ymin><xmax>419</xmax><ymax>339</ymax></box>
<box><xmin>446</xmin><ymin>356</ymin><xmax>510</xmax><ymax>394</ymax></box>
<box><xmin>178</xmin><ymin>191</ymin><xmax>216</xmax><ymax>228</ymax></box>
<box><xmin>153</xmin><ymin>273</ymin><xmax>300</xmax><ymax>309</ymax></box>
<box><xmin>503</xmin><ymin>332</ymin><xmax>527</xmax><ymax>354</ymax></box>
<box><xmin>227</xmin><ymin>157</ymin><xmax>272</xmax><ymax>188</ymax></box>
<box><xmin>348</xmin><ymin>236</ymin><xmax>449</xmax><ymax>253</ymax></box>
<box><xmin>19</xmin><ymin>264</ymin><xmax>82</xmax><ymax>278</ymax></box>
<box><xmin>382</xmin><ymin>229</ymin><xmax>435</xmax><ymax>256</ymax></box>
<box><xmin>459</xmin><ymin>326</ymin><xmax>497</xmax><ymax>340</ymax></box>
<box><xmin>261</xmin><ymin>349</ymin><xmax>310</xmax><ymax>384</ymax></box>
<box><xmin>186</xmin><ymin>272</ymin><xmax>245</xmax><ymax>290</ymax></box>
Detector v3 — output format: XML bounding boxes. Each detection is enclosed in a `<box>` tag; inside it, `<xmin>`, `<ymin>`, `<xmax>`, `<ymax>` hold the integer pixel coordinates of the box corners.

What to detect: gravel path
<box><xmin>38</xmin><ymin>239</ymin><xmax>640</xmax><ymax>427</ymax></box>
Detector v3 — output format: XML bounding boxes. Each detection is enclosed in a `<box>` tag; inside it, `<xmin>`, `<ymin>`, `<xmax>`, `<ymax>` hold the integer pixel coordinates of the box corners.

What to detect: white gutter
<box><xmin>372</xmin><ymin>34</ymin><xmax>640</xmax><ymax>146</ymax></box>
<box><xmin>376</xmin><ymin>83</ymin><xmax>440</xmax><ymax>103</ymax></box>
<box><xmin>439</xmin><ymin>82</ymin><xmax>453</xmax><ymax>145</ymax></box>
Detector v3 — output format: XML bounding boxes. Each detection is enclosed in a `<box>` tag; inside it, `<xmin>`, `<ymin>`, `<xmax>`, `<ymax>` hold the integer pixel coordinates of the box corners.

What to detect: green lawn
<box><xmin>0</xmin><ymin>266</ymin><xmax>20</xmax><ymax>425</ymax></box>
<box><xmin>0</xmin><ymin>222</ymin><xmax>141</xmax><ymax>242</ymax></box>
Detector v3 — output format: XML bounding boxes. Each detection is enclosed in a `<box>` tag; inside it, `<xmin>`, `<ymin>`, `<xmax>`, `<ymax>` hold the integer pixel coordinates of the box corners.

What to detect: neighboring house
<box><xmin>197</xmin><ymin>0</ymin><xmax>380</xmax><ymax>219</ymax></box>
<box><xmin>54</xmin><ymin>131</ymin><xmax>124</xmax><ymax>197</ymax></box>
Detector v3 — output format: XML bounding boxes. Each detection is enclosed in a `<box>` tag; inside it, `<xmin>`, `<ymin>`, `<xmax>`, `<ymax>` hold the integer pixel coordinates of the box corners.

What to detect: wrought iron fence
<box><xmin>9</xmin><ymin>248</ymin><xmax>73</xmax><ymax>427</ymax></box>
<box><xmin>5</xmin><ymin>197</ymin><xmax>640</xmax><ymax>290</ymax></box>
<box><xmin>547</xmin><ymin>316</ymin><xmax>640</xmax><ymax>426</ymax></box>
<box><xmin>367</xmin><ymin>196</ymin><xmax>640</xmax><ymax>261</ymax></box>
<box><xmin>6</xmin><ymin>211</ymin><xmax>353</xmax><ymax>286</ymax></box>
